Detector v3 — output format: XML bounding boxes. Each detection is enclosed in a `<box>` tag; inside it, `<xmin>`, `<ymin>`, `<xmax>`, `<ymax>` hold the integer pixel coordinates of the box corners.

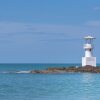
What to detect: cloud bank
<box><xmin>0</xmin><ymin>21</ymin><xmax>99</xmax><ymax>40</ymax></box>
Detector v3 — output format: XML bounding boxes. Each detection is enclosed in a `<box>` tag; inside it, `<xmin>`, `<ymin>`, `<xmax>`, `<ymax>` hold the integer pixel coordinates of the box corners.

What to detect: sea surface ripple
<box><xmin>0</xmin><ymin>64</ymin><xmax>100</xmax><ymax>100</ymax></box>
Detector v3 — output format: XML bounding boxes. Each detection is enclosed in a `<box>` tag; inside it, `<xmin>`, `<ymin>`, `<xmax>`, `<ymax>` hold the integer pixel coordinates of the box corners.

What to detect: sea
<box><xmin>0</xmin><ymin>63</ymin><xmax>100</xmax><ymax>100</ymax></box>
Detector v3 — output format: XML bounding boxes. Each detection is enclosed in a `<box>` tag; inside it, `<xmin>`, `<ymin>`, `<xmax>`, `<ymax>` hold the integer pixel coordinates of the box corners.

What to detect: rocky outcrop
<box><xmin>30</xmin><ymin>65</ymin><xmax>100</xmax><ymax>74</ymax></box>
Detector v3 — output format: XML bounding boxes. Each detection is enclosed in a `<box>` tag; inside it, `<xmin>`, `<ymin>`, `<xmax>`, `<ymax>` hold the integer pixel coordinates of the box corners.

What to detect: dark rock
<box><xmin>30</xmin><ymin>66</ymin><xmax>100</xmax><ymax>74</ymax></box>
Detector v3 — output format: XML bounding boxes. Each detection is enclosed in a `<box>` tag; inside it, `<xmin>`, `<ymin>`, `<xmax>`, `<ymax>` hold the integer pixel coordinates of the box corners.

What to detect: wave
<box><xmin>0</xmin><ymin>70</ymin><xmax>31</xmax><ymax>74</ymax></box>
<box><xmin>15</xmin><ymin>71</ymin><xmax>31</xmax><ymax>74</ymax></box>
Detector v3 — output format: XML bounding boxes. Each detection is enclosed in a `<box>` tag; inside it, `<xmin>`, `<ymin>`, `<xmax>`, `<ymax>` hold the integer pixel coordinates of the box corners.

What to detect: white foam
<box><xmin>0</xmin><ymin>70</ymin><xmax>31</xmax><ymax>74</ymax></box>
<box><xmin>15</xmin><ymin>71</ymin><xmax>31</xmax><ymax>74</ymax></box>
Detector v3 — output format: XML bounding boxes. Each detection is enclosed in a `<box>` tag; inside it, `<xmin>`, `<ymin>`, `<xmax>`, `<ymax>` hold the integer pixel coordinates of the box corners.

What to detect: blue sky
<box><xmin>0</xmin><ymin>0</ymin><xmax>100</xmax><ymax>63</ymax></box>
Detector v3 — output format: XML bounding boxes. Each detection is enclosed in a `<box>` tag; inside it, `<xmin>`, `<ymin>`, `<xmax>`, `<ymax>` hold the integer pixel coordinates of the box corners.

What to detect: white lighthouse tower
<box><xmin>82</xmin><ymin>36</ymin><xmax>96</xmax><ymax>67</ymax></box>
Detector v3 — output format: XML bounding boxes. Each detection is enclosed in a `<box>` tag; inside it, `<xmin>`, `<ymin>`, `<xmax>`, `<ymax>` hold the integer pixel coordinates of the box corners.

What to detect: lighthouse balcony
<box><xmin>84</xmin><ymin>44</ymin><xmax>92</xmax><ymax>49</ymax></box>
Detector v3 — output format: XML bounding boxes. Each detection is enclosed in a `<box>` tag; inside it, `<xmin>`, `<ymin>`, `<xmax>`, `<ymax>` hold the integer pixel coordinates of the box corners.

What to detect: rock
<box><xmin>30</xmin><ymin>66</ymin><xmax>100</xmax><ymax>74</ymax></box>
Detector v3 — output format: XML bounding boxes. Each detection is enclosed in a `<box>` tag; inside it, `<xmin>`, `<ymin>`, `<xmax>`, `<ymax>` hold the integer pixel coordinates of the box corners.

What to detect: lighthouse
<box><xmin>82</xmin><ymin>36</ymin><xmax>96</xmax><ymax>67</ymax></box>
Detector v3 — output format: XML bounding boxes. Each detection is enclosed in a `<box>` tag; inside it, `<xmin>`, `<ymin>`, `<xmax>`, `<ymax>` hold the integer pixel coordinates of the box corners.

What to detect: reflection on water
<box><xmin>78</xmin><ymin>73</ymin><xmax>100</xmax><ymax>100</ymax></box>
<box><xmin>82</xmin><ymin>73</ymin><xmax>94</xmax><ymax>84</ymax></box>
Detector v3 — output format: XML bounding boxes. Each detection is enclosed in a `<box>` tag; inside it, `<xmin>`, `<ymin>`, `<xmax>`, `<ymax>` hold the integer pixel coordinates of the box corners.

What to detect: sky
<box><xmin>0</xmin><ymin>0</ymin><xmax>100</xmax><ymax>63</ymax></box>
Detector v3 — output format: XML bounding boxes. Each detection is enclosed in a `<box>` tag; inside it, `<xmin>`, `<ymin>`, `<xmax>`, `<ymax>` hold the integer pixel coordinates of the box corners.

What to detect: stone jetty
<box><xmin>30</xmin><ymin>65</ymin><xmax>100</xmax><ymax>74</ymax></box>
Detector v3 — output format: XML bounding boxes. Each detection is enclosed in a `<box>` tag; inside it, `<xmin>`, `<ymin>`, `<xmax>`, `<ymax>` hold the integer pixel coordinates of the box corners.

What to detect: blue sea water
<box><xmin>0</xmin><ymin>64</ymin><xmax>100</xmax><ymax>100</ymax></box>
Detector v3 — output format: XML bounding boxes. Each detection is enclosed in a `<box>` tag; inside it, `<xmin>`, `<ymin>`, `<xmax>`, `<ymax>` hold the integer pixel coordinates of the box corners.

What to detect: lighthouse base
<box><xmin>82</xmin><ymin>57</ymin><xmax>96</xmax><ymax>67</ymax></box>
